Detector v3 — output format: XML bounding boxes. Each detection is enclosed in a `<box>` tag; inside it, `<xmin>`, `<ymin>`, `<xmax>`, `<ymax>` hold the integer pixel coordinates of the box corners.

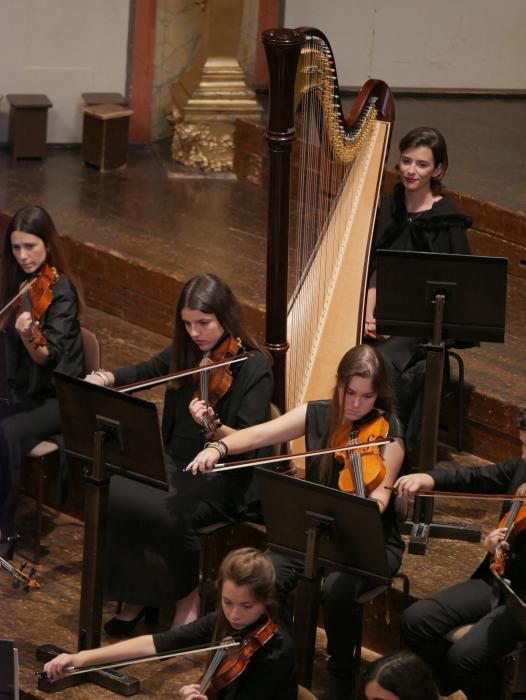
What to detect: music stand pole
<box><xmin>78</xmin><ymin>427</ymin><xmax>110</xmax><ymax>650</ymax></box>
<box><xmin>36</xmin><ymin>421</ymin><xmax>140</xmax><ymax>695</ymax></box>
<box><xmin>293</xmin><ymin>513</ymin><xmax>334</xmax><ymax>687</ymax></box>
<box><xmin>407</xmin><ymin>294</ymin><xmax>480</xmax><ymax>553</ymax></box>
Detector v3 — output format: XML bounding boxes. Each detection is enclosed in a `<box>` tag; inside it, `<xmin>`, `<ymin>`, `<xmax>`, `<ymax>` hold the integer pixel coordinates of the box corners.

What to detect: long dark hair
<box><xmin>397</xmin><ymin>126</ymin><xmax>448</xmax><ymax>195</ymax></box>
<box><xmin>363</xmin><ymin>652</ymin><xmax>439</xmax><ymax>700</ymax></box>
<box><xmin>213</xmin><ymin>548</ymin><xmax>278</xmax><ymax>641</ymax></box>
<box><xmin>0</xmin><ymin>206</ymin><xmax>74</xmax><ymax>305</ymax></box>
<box><xmin>170</xmin><ymin>274</ymin><xmax>270</xmax><ymax>370</ymax></box>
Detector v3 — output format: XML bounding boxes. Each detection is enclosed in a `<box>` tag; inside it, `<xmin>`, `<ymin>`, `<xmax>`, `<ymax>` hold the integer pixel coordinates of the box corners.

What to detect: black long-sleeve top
<box><xmin>153</xmin><ymin>612</ymin><xmax>297</xmax><ymax>700</ymax></box>
<box><xmin>429</xmin><ymin>459</ymin><xmax>526</xmax><ymax>592</ymax></box>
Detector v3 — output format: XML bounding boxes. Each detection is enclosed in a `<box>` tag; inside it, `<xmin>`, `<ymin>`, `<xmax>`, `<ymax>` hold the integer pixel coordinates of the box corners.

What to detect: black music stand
<box><xmin>256</xmin><ymin>468</ymin><xmax>390</xmax><ymax>688</ymax></box>
<box><xmin>376</xmin><ymin>250</ymin><xmax>507</xmax><ymax>553</ymax></box>
<box><xmin>36</xmin><ymin>373</ymin><xmax>168</xmax><ymax>696</ymax></box>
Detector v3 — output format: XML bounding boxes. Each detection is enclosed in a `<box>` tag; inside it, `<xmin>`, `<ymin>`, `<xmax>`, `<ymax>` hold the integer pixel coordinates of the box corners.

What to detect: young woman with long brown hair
<box><xmin>0</xmin><ymin>205</ymin><xmax>84</xmax><ymax>557</ymax></box>
<box><xmin>86</xmin><ymin>274</ymin><xmax>274</xmax><ymax>634</ymax></box>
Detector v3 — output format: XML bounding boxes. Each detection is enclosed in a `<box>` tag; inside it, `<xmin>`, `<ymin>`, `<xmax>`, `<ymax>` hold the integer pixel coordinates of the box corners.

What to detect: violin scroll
<box><xmin>0</xmin><ymin>556</ymin><xmax>40</xmax><ymax>591</ymax></box>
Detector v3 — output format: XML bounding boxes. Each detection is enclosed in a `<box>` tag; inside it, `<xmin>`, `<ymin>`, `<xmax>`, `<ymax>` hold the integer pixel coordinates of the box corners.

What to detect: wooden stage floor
<box><xmin>0</xmin><ymin>94</ymin><xmax>524</xmax><ymax>698</ymax></box>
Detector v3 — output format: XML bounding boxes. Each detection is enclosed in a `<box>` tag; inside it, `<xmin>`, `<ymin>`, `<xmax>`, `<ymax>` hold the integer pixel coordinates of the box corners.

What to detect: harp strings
<box><xmin>286</xmin><ymin>34</ymin><xmax>379</xmax><ymax>410</ymax></box>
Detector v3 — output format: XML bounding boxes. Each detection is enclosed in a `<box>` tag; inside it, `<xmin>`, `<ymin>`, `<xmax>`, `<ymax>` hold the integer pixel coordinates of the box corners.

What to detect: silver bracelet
<box><xmin>91</xmin><ymin>369</ymin><xmax>110</xmax><ymax>387</ymax></box>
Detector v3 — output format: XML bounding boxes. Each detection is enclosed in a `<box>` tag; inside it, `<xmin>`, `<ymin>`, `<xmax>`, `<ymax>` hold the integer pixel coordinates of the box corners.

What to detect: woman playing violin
<box><xmin>86</xmin><ymin>274</ymin><xmax>273</xmax><ymax>634</ymax></box>
<box><xmin>188</xmin><ymin>344</ymin><xmax>405</xmax><ymax>700</ymax></box>
<box><xmin>43</xmin><ymin>547</ymin><xmax>298</xmax><ymax>700</ymax></box>
<box><xmin>0</xmin><ymin>206</ymin><xmax>84</xmax><ymax>558</ymax></box>
<box><xmin>395</xmin><ymin>408</ymin><xmax>526</xmax><ymax>700</ymax></box>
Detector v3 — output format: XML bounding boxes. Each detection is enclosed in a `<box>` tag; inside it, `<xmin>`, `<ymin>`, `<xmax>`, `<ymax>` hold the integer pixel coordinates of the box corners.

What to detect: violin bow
<box><xmin>385</xmin><ymin>486</ymin><xmax>526</xmax><ymax>502</ymax></box>
<box><xmin>195</xmin><ymin>438</ymin><xmax>393</xmax><ymax>473</ymax></box>
<box><xmin>118</xmin><ymin>353</ymin><xmax>251</xmax><ymax>393</ymax></box>
<box><xmin>37</xmin><ymin>639</ymin><xmax>241</xmax><ymax>680</ymax></box>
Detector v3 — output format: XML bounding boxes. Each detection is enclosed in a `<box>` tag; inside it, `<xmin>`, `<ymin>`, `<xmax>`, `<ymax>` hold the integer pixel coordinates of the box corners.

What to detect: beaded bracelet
<box><xmin>204</xmin><ymin>440</ymin><xmax>229</xmax><ymax>459</ymax></box>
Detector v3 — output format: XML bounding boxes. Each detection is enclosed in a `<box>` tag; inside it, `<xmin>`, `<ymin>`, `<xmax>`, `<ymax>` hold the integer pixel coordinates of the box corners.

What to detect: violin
<box><xmin>0</xmin><ymin>264</ymin><xmax>59</xmax><ymax>347</ymax></box>
<box><xmin>199</xmin><ymin>618</ymin><xmax>277</xmax><ymax>694</ymax></box>
<box><xmin>194</xmin><ymin>336</ymin><xmax>242</xmax><ymax>438</ymax></box>
<box><xmin>0</xmin><ymin>556</ymin><xmax>40</xmax><ymax>591</ymax></box>
<box><xmin>491</xmin><ymin>482</ymin><xmax>526</xmax><ymax>577</ymax></box>
<box><xmin>333</xmin><ymin>414</ymin><xmax>389</xmax><ymax>497</ymax></box>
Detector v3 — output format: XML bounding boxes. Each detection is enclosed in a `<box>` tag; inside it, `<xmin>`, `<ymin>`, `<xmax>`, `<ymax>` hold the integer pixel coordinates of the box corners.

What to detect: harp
<box><xmin>263</xmin><ymin>27</ymin><xmax>394</xmax><ymax>413</ymax></box>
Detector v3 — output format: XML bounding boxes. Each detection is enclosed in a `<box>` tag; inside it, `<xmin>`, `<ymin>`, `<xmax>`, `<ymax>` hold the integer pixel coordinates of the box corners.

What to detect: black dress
<box><xmin>368</xmin><ymin>183</ymin><xmax>472</xmax><ymax>448</ymax></box>
<box><xmin>105</xmin><ymin>348</ymin><xmax>273</xmax><ymax>604</ymax></box>
<box><xmin>153</xmin><ymin>612</ymin><xmax>298</xmax><ymax>700</ymax></box>
<box><xmin>0</xmin><ymin>275</ymin><xmax>84</xmax><ymax>547</ymax></box>
<box><xmin>401</xmin><ymin>458</ymin><xmax>526</xmax><ymax>699</ymax></box>
<box><xmin>270</xmin><ymin>401</ymin><xmax>404</xmax><ymax>695</ymax></box>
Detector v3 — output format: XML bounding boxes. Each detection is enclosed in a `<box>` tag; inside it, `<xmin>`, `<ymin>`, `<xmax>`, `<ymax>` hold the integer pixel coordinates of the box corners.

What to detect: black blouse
<box><xmin>153</xmin><ymin>612</ymin><xmax>298</xmax><ymax>700</ymax></box>
<box><xmin>372</xmin><ymin>183</ymin><xmax>472</xmax><ymax>260</ymax></box>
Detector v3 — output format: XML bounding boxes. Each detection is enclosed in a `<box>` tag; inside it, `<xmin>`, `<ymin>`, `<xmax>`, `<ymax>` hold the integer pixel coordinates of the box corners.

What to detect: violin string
<box><xmin>199</xmin><ymin>643</ymin><xmax>230</xmax><ymax>693</ymax></box>
<box><xmin>200</xmin><ymin>352</ymin><xmax>211</xmax><ymax>433</ymax></box>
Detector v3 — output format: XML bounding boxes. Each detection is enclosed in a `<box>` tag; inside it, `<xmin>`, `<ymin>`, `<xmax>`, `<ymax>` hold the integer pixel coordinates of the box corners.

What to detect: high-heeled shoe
<box><xmin>104</xmin><ymin>606</ymin><xmax>159</xmax><ymax>636</ymax></box>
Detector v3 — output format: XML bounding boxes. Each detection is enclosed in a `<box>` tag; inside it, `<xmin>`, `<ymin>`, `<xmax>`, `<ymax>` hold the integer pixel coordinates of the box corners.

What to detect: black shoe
<box><xmin>104</xmin><ymin>606</ymin><xmax>159</xmax><ymax>636</ymax></box>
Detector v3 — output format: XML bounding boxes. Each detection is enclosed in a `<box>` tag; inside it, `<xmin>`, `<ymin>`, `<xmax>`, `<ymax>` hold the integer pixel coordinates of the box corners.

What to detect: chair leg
<box><xmin>34</xmin><ymin>458</ymin><xmax>44</xmax><ymax>565</ymax></box>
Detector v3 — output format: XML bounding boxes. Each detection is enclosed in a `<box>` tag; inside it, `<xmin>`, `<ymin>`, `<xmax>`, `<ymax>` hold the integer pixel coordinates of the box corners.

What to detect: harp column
<box><xmin>262</xmin><ymin>28</ymin><xmax>303</xmax><ymax>412</ymax></box>
<box><xmin>169</xmin><ymin>0</ymin><xmax>263</xmax><ymax>172</ymax></box>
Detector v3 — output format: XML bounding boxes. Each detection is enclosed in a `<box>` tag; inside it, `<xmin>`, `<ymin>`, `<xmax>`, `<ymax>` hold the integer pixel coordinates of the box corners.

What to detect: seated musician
<box><xmin>43</xmin><ymin>547</ymin><xmax>298</xmax><ymax>699</ymax></box>
<box><xmin>394</xmin><ymin>408</ymin><xmax>526</xmax><ymax>700</ymax></box>
<box><xmin>0</xmin><ymin>206</ymin><xmax>84</xmax><ymax>559</ymax></box>
<box><xmin>364</xmin><ymin>126</ymin><xmax>472</xmax><ymax>450</ymax></box>
<box><xmin>85</xmin><ymin>274</ymin><xmax>273</xmax><ymax>634</ymax></box>
<box><xmin>188</xmin><ymin>344</ymin><xmax>405</xmax><ymax>700</ymax></box>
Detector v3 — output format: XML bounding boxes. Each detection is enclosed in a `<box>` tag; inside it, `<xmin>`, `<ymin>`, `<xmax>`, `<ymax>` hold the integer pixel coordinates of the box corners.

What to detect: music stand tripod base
<box><xmin>403</xmin><ymin>518</ymin><xmax>481</xmax><ymax>555</ymax></box>
<box><xmin>36</xmin><ymin>644</ymin><xmax>140</xmax><ymax>695</ymax></box>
